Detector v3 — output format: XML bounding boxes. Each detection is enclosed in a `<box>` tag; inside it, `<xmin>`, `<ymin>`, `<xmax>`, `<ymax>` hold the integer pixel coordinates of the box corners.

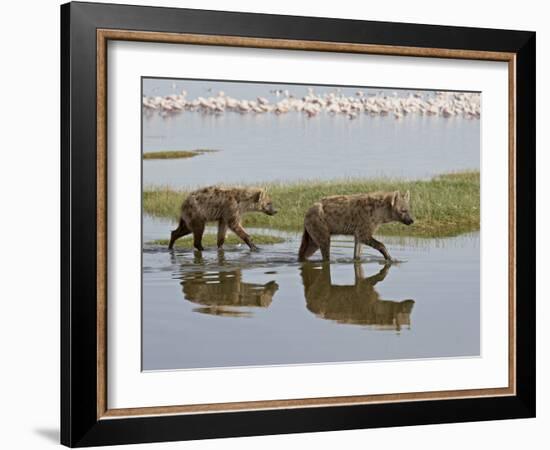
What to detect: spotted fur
<box><xmin>168</xmin><ymin>186</ymin><xmax>277</xmax><ymax>251</ymax></box>
<box><xmin>298</xmin><ymin>190</ymin><xmax>414</xmax><ymax>261</ymax></box>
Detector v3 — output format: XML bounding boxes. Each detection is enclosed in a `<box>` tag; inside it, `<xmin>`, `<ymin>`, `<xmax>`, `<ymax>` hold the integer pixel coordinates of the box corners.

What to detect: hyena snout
<box><xmin>399</xmin><ymin>211</ymin><xmax>414</xmax><ymax>225</ymax></box>
<box><xmin>399</xmin><ymin>299</ymin><xmax>415</xmax><ymax>313</ymax></box>
<box><xmin>263</xmin><ymin>205</ymin><xmax>278</xmax><ymax>215</ymax></box>
<box><xmin>265</xmin><ymin>280</ymin><xmax>279</xmax><ymax>294</ymax></box>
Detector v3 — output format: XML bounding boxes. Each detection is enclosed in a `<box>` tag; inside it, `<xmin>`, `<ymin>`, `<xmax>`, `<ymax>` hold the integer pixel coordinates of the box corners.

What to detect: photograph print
<box><xmin>141</xmin><ymin>77</ymin><xmax>480</xmax><ymax>371</ymax></box>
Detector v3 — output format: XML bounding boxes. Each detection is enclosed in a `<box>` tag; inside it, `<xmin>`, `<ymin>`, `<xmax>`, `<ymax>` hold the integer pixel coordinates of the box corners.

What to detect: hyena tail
<box><xmin>298</xmin><ymin>228</ymin><xmax>315</xmax><ymax>261</ymax></box>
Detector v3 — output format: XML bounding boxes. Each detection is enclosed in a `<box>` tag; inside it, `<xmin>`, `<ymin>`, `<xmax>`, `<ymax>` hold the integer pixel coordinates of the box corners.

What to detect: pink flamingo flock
<box><xmin>142</xmin><ymin>88</ymin><xmax>480</xmax><ymax>120</ymax></box>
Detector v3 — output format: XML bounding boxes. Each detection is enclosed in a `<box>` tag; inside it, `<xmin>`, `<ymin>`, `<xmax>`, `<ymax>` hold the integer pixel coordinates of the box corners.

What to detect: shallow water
<box><xmin>142</xmin><ymin>215</ymin><xmax>480</xmax><ymax>371</ymax></box>
<box><xmin>142</xmin><ymin>79</ymin><xmax>480</xmax><ymax>189</ymax></box>
<box><xmin>142</xmin><ymin>79</ymin><xmax>480</xmax><ymax>371</ymax></box>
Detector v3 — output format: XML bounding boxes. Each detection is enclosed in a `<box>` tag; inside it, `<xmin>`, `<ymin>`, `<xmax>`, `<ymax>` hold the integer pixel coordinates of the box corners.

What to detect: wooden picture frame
<box><xmin>61</xmin><ymin>1</ymin><xmax>535</xmax><ymax>447</ymax></box>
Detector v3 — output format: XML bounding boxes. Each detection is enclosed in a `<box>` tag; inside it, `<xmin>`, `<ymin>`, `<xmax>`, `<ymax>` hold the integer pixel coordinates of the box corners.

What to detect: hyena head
<box><xmin>399</xmin><ymin>299</ymin><xmax>415</xmax><ymax>313</ymax></box>
<box><xmin>251</xmin><ymin>189</ymin><xmax>278</xmax><ymax>216</ymax></box>
<box><xmin>390</xmin><ymin>190</ymin><xmax>414</xmax><ymax>225</ymax></box>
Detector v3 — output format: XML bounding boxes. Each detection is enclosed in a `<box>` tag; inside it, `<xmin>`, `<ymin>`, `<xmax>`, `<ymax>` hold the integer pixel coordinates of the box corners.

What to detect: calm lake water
<box><xmin>142</xmin><ymin>79</ymin><xmax>480</xmax><ymax>371</ymax></box>
<box><xmin>142</xmin><ymin>216</ymin><xmax>480</xmax><ymax>370</ymax></box>
<box><xmin>143</xmin><ymin>79</ymin><xmax>480</xmax><ymax>189</ymax></box>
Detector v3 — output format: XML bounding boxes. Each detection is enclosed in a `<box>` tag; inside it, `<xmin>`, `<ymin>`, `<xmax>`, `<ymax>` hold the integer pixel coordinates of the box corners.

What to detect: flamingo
<box><xmin>144</xmin><ymin>88</ymin><xmax>480</xmax><ymax>119</ymax></box>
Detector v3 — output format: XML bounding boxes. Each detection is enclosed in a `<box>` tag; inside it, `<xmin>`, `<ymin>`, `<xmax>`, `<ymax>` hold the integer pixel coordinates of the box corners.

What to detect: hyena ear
<box><xmin>404</xmin><ymin>190</ymin><xmax>410</xmax><ymax>202</ymax></box>
<box><xmin>391</xmin><ymin>191</ymin><xmax>399</xmax><ymax>207</ymax></box>
<box><xmin>253</xmin><ymin>191</ymin><xmax>262</xmax><ymax>202</ymax></box>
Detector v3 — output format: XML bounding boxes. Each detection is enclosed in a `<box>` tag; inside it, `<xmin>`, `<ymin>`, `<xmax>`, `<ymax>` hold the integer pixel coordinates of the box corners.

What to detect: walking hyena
<box><xmin>168</xmin><ymin>186</ymin><xmax>277</xmax><ymax>251</ymax></box>
<box><xmin>298</xmin><ymin>190</ymin><xmax>414</xmax><ymax>261</ymax></box>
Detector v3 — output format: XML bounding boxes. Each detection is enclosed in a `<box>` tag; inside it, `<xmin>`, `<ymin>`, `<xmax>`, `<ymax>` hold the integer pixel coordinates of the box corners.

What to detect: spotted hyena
<box><xmin>168</xmin><ymin>186</ymin><xmax>277</xmax><ymax>251</ymax></box>
<box><xmin>298</xmin><ymin>190</ymin><xmax>413</xmax><ymax>261</ymax></box>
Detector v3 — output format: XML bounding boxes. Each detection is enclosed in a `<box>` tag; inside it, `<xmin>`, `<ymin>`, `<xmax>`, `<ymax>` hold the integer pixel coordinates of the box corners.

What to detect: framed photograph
<box><xmin>61</xmin><ymin>1</ymin><xmax>535</xmax><ymax>447</ymax></box>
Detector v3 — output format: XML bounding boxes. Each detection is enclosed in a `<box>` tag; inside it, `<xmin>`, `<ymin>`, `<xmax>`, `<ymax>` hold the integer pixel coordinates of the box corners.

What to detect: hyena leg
<box><xmin>319</xmin><ymin>241</ymin><xmax>331</xmax><ymax>261</ymax></box>
<box><xmin>191</xmin><ymin>220</ymin><xmax>206</xmax><ymax>251</ymax></box>
<box><xmin>298</xmin><ymin>228</ymin><xmax>320</xmax><ymax>261</ymax></box>
<box><xmin>229</xmin><ymin>222</ymin><xmax>258</xmax><ymax>251</ymax></box>
<box><xmin>353</xmin><ymin>236</ymin><xmax>363</xmax><ymax>260</ymax></box>
<box><xmin>168</xmin><ymin>219</ymin><xmax>191</xmax><ymax>249</ymax></box>
<box><xmin>366</xmin><ymin>237</ymin><xmax>392</xmax><ymax>261</ymax></box>
<box><xmin>217</xmin><ymin>220</ymin><xmax>228</xmax><ymax>248</ymax></box>
<box><xmin>303</xmin><ymin>240</ymin><xmax>320</xmax><ymax>259</ymax></box>
<box><xmin>311</xmin><ymin>229</ymin><xmax>330</xmax><ymax>261</ymax></box>
<box><xmin>305</xmin><ymin>222</ymin><xmax>330</xmax><ymax>261</ymax></box>
<box><xmin>353</xmin><ymin>262</ymin><xmax>365</xmax><ymax>280</ymax></box>
<box><xmin>365</xmin><ymin>263</ymin><xmax>391</xmax><ymax>285</ymax></box>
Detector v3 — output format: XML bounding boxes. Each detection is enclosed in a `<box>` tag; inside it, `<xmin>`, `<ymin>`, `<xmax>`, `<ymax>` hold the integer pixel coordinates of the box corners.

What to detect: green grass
<box><xmin>143</xmin><ymin>149</ymin><xmax>218</xmax><ymax>160</ymax></box>
<box><xmin>148</xmin><ymin>234</ymin><xmax>286</xmax><ymax>248</ymax></box>
<box><xmin>143</xmin><ymin>171</ymin><xmax>480</xmax><ymax>238</ymax></box>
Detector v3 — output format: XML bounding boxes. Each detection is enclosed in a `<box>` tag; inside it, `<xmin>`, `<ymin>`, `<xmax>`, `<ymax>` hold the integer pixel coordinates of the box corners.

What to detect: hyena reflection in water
<box><xmin>300</xmin><ymin>263</ymin><xmax>414</xmax><ymax>330</ymax></box>
<box><xmin>179</xmin><ymin>267</ymin><xmax>279</xmax><ymax>317</ymax></box>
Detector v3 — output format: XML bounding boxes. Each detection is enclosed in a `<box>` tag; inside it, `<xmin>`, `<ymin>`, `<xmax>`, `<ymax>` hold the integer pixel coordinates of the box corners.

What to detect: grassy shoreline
<box><xmin>143</xmin><ymin>149</ymin><xmax>218</xmax><ymax>160</ymax></box>
<box><xmin>143</xmin><ymin>171</ymin><xmax>480</xmax><ymax>238</ymax></box>
<box><xmin>148</xmin><ymin>234</ymin><xmax>285</xmax><ymax>248</ymax></box>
